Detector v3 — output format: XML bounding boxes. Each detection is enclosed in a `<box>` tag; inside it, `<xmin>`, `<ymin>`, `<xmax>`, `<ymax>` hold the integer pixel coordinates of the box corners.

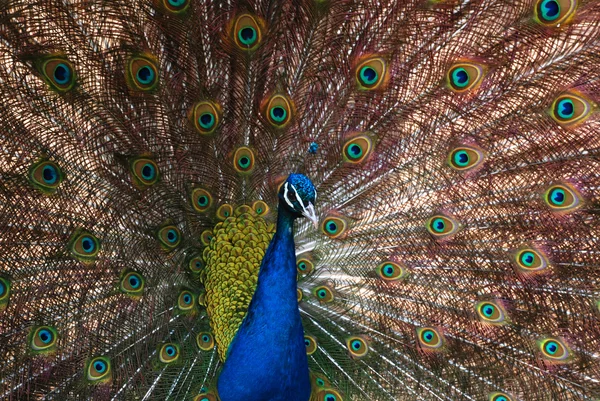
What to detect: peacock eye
<box><xmin>69</xmin><ymin>231</ymin><xmax>100</xmax><ymax>263</ymax></box>
<box><xmin>447</xmin><ymin>62</ymin><xmax>485</xmax><ymax>93</ymax></box>
<box><xmin>514</xmin><ymin>248</ymin><xmax>548</xmax><ymax>273</ymax></box>
<box><xmin>313</xmin><ymin>285</ymin><xmax>334</xmax><ymax>303</ymax></box>
<box><xmin>316</xmin><ymin>389</ymin><xmax>344</xmax><ymax>401</ymax></box>
<box><xmin>216</xmin><ymin>204</ymin><xmax>233</xmax><ymax>221</ymax></box>
<box><xmin>190</xmin><ymin>101</ymin><xmax>221</xmax><ymax>135</ymax></box>
<box><xmin>297</xmin><ymin>257</ymin><xmax>314</xmax><ymax>275</ymax></box>
<box><xmin>426</xmin><ymin>215</ymin><xmax>459</xmax><ymax>239</ymax></box>
<box><xmin>346</xmin><ymin>336</ymin><xmax>369</xmax><ymax>358</ymax></box>
<box><xmin>87</xmin><ymin>356</ymin><xmax>111</xmax><ymax>382</ymax></box>
<box><xmin>355</xmin><ymin>56</ymin><xmax>387</xmax><ymax>90</ymax></box>
<box><xmin>448</xmin><ymin>146</ymin><xmax>484</xmax><ymax>171</ymax></box>
<box><xmin>40</xmin><ymin>57</ymin><xmax>76</xmax><ymax>92</ymax></box>
<box><xmin>196</xmin><ymin>332</ymin><xmax>215</xmax><ymax>350</ymax></box>
<box><xmin>130</xmin><ymin>158</ymin><xmax>159</xmax><ymax>188</ymax></box>
<box><xmin>550</xmin><ymin>92</ymin><xmax>592</xmax><ymax>127</ymax></box>
<box><xmin>321</xmin><ymin>216</ymin><xmax>348</xmax><ymax>239</ymax></box>
<box><xmin>159</xmin><ymin>343</ymin><xmax>181</xmax><ymax>363</ymax></box>
<box><xmin>342</xmin><ymin>134</ymin><xmax>374</xmax><ymax>164</ymax></box>
<box><xmin>304</xmin><ymin>335</ymin><xmax>318</xmax><ymax>355</ymax></box>
<box><xmin>252</xmin><ymin>200</ymin><xmax>269</xmax><ymax>216</ymax></box>
<box><xmin>376</xmin><ymin>261</ymin><xmax>407</xmax><ymax>281</ymax></box>
<box><xmin>0</xmin><ymin>277</ymin><xmax>10</xmax><ymax>310</ymax></box>
<box><xmin>191</xmin><ymin>188</ymin><xmax>213</xmax><ymax>213</ymax></box>
<box><xmin>188</xmin><ymin>255</ymin><xmax>204</xmax><ymax>273</ymax></box>
<box><xmin>538</xmin><ymin>337</ymin><xmax>570</xmax><ymax>362</ymax></box>
<box><xmin>534</xmin><ymin>0</ymin><xmax>576</xmax><ymax>25</ymax></box>
<box><xmin>489</xmin><ymin>392</ymin><xmax>514</xmax><ymax>401</ymax></box>
<box><xmin>233</xmin><ymin>147</ymin><xmax>256</xmax><ymax>174</ymax></box>
<box><xmin>120</xmin><ymin>271</ymin><xmax>145</xmax><ymax>296</ymax></box>
<box><xmin>417</xmin><ymin>327</ymin><xmax>444</xmax><ymax>350</ymax></box>
<box><xmin>262</xmin><ymin>94</ymin><xmax>294</xmax><ymax>128</ymax></box>
<box><xmin>28</xmin><ymin>160</ymin><xmax>64</xmax><ymax>193</ymax></box>
<box><xmin>233</xmin><ymin>14</ymin><xmax>263</xmax><ymax>50</ymax></box>
<box><xmin>178</xmin><ymin>290</ymin><xmax>196</xmax><ymax>311</ymax></box>
<box><xmin>163</xmin><ymin>0</ymin><xmax>190</xmax><ymax>13</ymax></box>
<box><xmin>544</xmin><ymin>184</ymin><xmax>581</xmax><ymax>212</ymax></box>
<box><xmin>30</xmin><ymin>326</ymin><xmax>58</xmax><ymax>352</ymax></box>
<box><xmin>193</xmin><ymin>394</ymin><xmax>217</xmax><ymax>401</ymax></box>
<box><xmin>476</xmin><ymin>300</ymin><xmax>507</xmax><ymax>324</ymax></box>
<box><xmin>127</xmin><ymin>55</ymin><xmax>159</xmax><ymax>91</ymax></box>
<box><xmin>157</xmin><ymin>225</ymin><xmax>181</xmax><ymax>250</ymax></box>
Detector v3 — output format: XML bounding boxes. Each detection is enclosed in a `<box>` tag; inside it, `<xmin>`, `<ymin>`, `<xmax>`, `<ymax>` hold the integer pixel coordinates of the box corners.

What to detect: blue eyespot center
<box><xmin>195</xmin><ymin>261</ymin><xmax>202</xmax><ymax>269</ymax></box>
<box><xmin>0</xmin><ymin>281</ymin><xmax>5</xmax><ymax>296</ymax></box>
<box><xmin>423</xmin><ymin>330</ymin><xmax>434</xmax><ymax>342</ymax></box>
<box><xmin>351</xmin><ymin>340</ymin><xmax>362</xmax><ymax>350</ymax></box>
<box><xmin>432</xmin><ymin>218</ymin><xmax>445</xmax><ymax>233</ymax></box>
<box><xmin>557</xmin><ymin>99</ymin><xmax>574</xmax><ymax>119</ymax></box>
<box><xmin>316</xmin><ymin>378</ymin><xmax>325</xmax><ymax>387</ymax></box>
<box><xmin>360</xmin><ymin>66</ymin><xmax>378</xmax><ymax>85</ymax></box>
<box><xmin>42</xmin><ymin>165</ymin><xmax>58</xmax><ymax>184</ymax></box>
<box><xmin>299</xmin><ymin>262</ymin><xmax>306</xmax><ymax>270</ymax></box>
<box><xmin>94</xmin><ymin>361</ymin><xmax>107</xmax><ymax>373</ymax></box>
<box><xmin>199</xmin><ymin>113</ymin><xmax>214</xmax><ymax>129</ymax></box>
<box><xmin>168</xmin><ymin>0</ymin><xmax>186</xmax><ymax>6</ymax></box>
<box><xmin>541</xmin><ymin>0</ymin><xmax>560</xmax><ymax>21</ymax></box>
<box><xmin>318</xmin><ymin>289</ymin><xmax>327</xmax><ymax>298</ymax></box>
<box><xmin>545</xmin><ymin>341</ymin><xmax>558</xmax><ymax>354</ymax></box>
<box><xmin>325</xmin><ymin>394</ymin><xmax>337</xmax><ymax>401</ymax></box>
<box><xmin>270</xmin><ymin>106</ymin><xmax>287</xmax><ymax>123</ymax></box>
<box><xmin>82</xmin><ymin>237</ymin><xmax>95</xmax><ymax>253</ymax></box>
<box><xmin>383</xmin><ymin>264</ymin><xmax>395</xmax><ymax>277</ymax></box>
<box><xmin>238</xmin><ymin>27</ymin><xmax>257</xmax><ymax>46</ymax></box>
<box><xmin>483</xmin><ymin>305</ymin><xmax>494</xmax><ymax>317</ymax></box>
<box><xmin>349</xmin><ymin>144</ymin><xmax>363</xmax><ymax>158</ymax></box>
<box><xmin>141</xmin><ymin>163</ymin><xmax>155</xmax><ymax>180</ymax></box>
<box><xmin>452</xmin><ymin>67</ymin><xmax>469</xmax><ymax>88</ymax></box>
<box><xmin>308</xmin><ymin>142</ymin><xmax>319</xmax><ymax>154</ymax></box>
<box><xmin>454</xmin><ymin>150</ymin><xmax>469</xmax><ymax>166</ymax></box>
<box><xmin>198</xmin><ymin>196</ymin><xmax>208</xmax><ymax>206</ymax></box>
<box><xmin>137</xmin><ymin>66</ymin><xmax>155</xmax><ymax>85</ymax></box>
<box><xmin>496</xmin><ymin>397</ymin><xmax>508</xmax><ymax>401</ymax></box>
<box><xmin>39</xmin><ymin>329</ymin><xmax>52</xmax><ymax>344</ymax></box>
<box><xmin>305</xmin><ymin>339</ymin><xmax>310</xmax><ymax>346</ymax></box>
<box><xmin>521</xmin><ymin>251</ymin><xmax>535</xmax><ymax>267</ymax></box>
<box><xmin>129</xmin><ymin>275</ymin><xmax>140</xmax><ymax>288</ymax></box>
<box><xmin>202</xmin><ymin>335</ymin><xmax>210</xmax><ymax>342</ymax></box>
<box><xmin>183</xmin><ymin>294</ymin><xmax>192</xmax><ymax>304</ymax></box>
<box><xmin>54</xmin><ymin>63</ymin><xmax>71</xmax><ymax>85</ymax></box>
<box><xmin>550</xmin><ymin>188</ymin><xmax>566</xmax><ymax>205</ymax></box>
<box><xmin>166</xmin><ymin>346</ymin><xmax>175</xmax><ymax>356</ymax></box>
<box><xmin>327</xmin><ymin>222</ymin><xmax>337</xmax><ymax>233</ymax></box>
<box><xmin>238</xmin><ymin>157</ymin><xmax>250</xmax><ymax>168</ymax></box>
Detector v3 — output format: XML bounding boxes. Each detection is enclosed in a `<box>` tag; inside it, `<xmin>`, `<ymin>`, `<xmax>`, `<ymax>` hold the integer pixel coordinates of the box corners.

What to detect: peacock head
<box><xmin>279</xmin><ymin>174</ymin><xmax>318</xmax><ymax>227</ymax></box>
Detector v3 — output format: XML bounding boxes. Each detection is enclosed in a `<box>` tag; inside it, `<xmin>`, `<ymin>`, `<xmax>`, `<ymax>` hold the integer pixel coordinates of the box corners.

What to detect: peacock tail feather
<box><xmin>1</xmin><ymin>0</ymin><xmax>600</xmax><ymax>400</ymax></box>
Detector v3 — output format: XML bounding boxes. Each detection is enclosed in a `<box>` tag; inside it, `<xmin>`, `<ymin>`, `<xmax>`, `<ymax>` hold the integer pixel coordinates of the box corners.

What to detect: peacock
<box><xmin>1</xmin><ymin>0</ymin><xmax>600</xmax><ymax>399</ymax></box>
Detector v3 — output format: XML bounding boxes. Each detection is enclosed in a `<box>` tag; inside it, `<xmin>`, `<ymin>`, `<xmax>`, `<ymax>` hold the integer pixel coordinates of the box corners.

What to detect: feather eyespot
<box><xmin>162</xmin><ymin>0</ymin><xmax>190</xmax><ymax>13</ymax></box>
<box><xmin>355</xmin><ymin>56</ymin><xmax>388</xmax><ymax>90</ymax></box>
<box><xmin>426</xmin><ymin>215</ymin><xmax>459</xmax><ymax>239</ymax></box>
<box><xmin>550</xmin><ymin>92</ymin><xmax>592</xmax><ymax>127</ymax></box>
<box><xmin>263</xmin><ymin>94</ymin><xmax>294</xmax><ymax>128</ymax></box>
<box><xmin>534</xmin><ymin>0</ymin><xmax>576</xmax><ymax>25</ymax></box>
<box><xmin>252</xmin><ymin>200</ymin><xmax>269</xmax><ymax>216</ymax></box>
<box><xmin>304</xmin><ymin>335</ymin><xmax>318</xmax><ymax>355</ymax></box>
<box><xmin>233</xmin><ymin>14</ymin><xmax>264</xmax><ymax>51</ymax></box>
<box><xmin>417</xmin><ymin>327</ymin><xmax>444</xmax><ymax>350</ymax></box>
<box><xmin>311</xmin><ymin>373</ymin><xmax>331</xmax><ymax>389</ymax></box>
<box><xmin>39</xmin><ymin>57</ymin><xmax>76</xmax><ymax>92</ymax></box>
<box><xmin>448</xmin><ymin>146</ymin><xmax>484</xmax><ymax>171</ymax></box>
<box><xmin>69</xmin><ymin>231</ymin><xmax>100</xmax><ymax>263</ymax></box>
<box><xmin>514</xmin><ymin>248</ymin><xmax>548</xmax><ymax>273</ymax></box>
<box><xmin>342</xmin><ymin>133</ymin><xmax>375</xmax><ymax>164</ymax></box>
<box><xmin>200</xmin><ymin>230</ymin><xmax>213</xmax><ymax>246</ymax></box>
<box><xmin>127</xmin><ymin>55</ymin><xmax>159</xmax><ymax>91</ymax></box>
<box><xmin>313</xmin><ymin>285</ymin><xmax>334</xmax><ymax>303</ymax></box>
<box><xmin>0</xmin><ymin>277</ymin><xmax>10</xmax><ymax>310</ymax></box>
<box><xmin>30</xmin><ymin>326</ymin><xmax>58</xmax><ymax>353</ymax></box>
<box><xmin>159</xmin><ymin>343</ymin><xmax>180</xmax><ymax>363</ymax></box>
<box><xmin>120</xmin><ymin>271</ymin><xmax>145</xmax><ymax>296</ymax></box>
<box><xmin>233</xmin><ymin>147</ymin><xmax>255</xmax><ymax>174</ymax></box>
<box><xmin>157</xmin><ymin>225</ymin><xmax>181</xmax><ymax>250</ymax></box>
<box><xmin>538</xmin><ymin>337</ymin><xmax>571</xmax><ymax>362</ymax></box>
<box><xmin>544</xmin><ymin>183</ymin><xmax>581</xmax><ymax>212</ymax></box>
<box><xmin>489</xmin><ymin>392</ymin><xmax>515</xmax><ymax>401</ymax></box>
<box><xmin>130</xmin><ymin>157</ymin><xmax>159</xmax><ymax>188</ymax></box>
<box><xmin>297</xmin><ymin>288</ymin><xmax>303</xmax><ymax>302</ymax></box>
<box><xmin>346</xmin><ymin>336</ymin><xmax>369</xmax><ymax>358</ymax></box>
<box><xmin>196</xmin><ymin>332</ymin><xmax>215</xmax><ymax>351</ymax></box>
<box><xmin>190</xmin><ymin>101</ymin><xmax>221</xmax><ymax>135</ymax></box>
<box><xmin>193</xmin><ymin>394</ymin><xmax>217</xmax><ymax>401</ymax></box>
<box><xmin>28</xmin><ymin>160</ymin><xmax>64</xmax><ymax>193</ymax></box>
<box><xmin>315</xmin><ymin>389</ymin><xmax>344</xmax><ymax>401</ymax></box>
<box><xmin>476</xmin><ymin>300</ymin><xmax>507</xmax><ymax>324</ymax></box>
<box><xmin>376</xmin><ymin>261</ymin><xmax>407</xmax><ymax>281</ymax></box>
<box><xmin>321</xmin><ymin>216</ymin><xmax>348</xmax><ymax>239</ymax></box>
<box><xmin>216</xmin><ymin>204</ymin><xmax>233</xmax><ymax>221</ymax></box>
<box><xmin>447</xmin><ymin>62</ymin><xmax>485</xmax><ymax>93</ymax></box>
<box><xmin>188</xmin><ymin>255</ymin><xmax>204</xmax><ymax>273</ymax></box>
<box><xmin>297</xmin><ymin>257</ymin><xmax>314</xmax><ymax>275</ymax></box>
<box><xmin>191</xmin><ymin>188</ymin><xmax>213</xmax><ymax>213</ymax></box>
<box><xmin>87</xmin><ymin>356</ymin><xmax>111</xmax><ymax>383</ymax></box>
<box><xmin>178</xmin><ymin>290</ymin><xmax>196</xmax><ymax>311</ymax></box>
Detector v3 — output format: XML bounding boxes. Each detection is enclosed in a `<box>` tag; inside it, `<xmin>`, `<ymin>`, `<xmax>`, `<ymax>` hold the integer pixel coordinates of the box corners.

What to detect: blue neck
<box><xmin>217</xmin><ymin>204</ymin><xmax>311</xmax><ymax>401</ymax></box>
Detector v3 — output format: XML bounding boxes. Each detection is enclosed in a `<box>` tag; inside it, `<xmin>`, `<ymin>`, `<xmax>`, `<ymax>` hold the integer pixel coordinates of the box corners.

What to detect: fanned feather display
<box><xmin>1</xmin><ymin>0</ymin><xmax>600</xmax><ymax>400</ymax></box>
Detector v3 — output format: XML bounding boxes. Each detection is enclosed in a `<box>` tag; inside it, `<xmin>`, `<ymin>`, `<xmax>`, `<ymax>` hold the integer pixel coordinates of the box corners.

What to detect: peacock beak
<box><xmin>302</xmin><ymin>203</ymin><xmax>319</xmax><ymax>229</ymax></box>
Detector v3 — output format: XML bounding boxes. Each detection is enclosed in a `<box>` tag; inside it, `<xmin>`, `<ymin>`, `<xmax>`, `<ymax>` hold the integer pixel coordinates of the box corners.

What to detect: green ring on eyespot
<box><xmin>494</xmin><ymin>397</ymin><xmax>508</xmax><ymax>401</ymax></box>
<box><xmin>539</xmin><ymin>0</ymin><xmax>560</xmax><ymax>22</ymax></box>
<box><xmin>197</xmin><ymin>195</ymin><xmax>208</xmax><ymax>207</ymax></box>
<box><xmin>431</xmin><ymin>218</ymin><xmax>445</xmax><ymax>233</ymax></box>
<box><xmin>168</xmin><ymin>0</ymin><xmax>186</xmax><ymax>6</ymax></box>
<box><xmin>557</xmin><ymin>98</ymin><xmax>574</xmax><ymax>119</ymax></box>
<box><xmin>351</xmin><ymin>340</ymin><xmax>362</xmax><ymax>350</ymax></box>
<box><xmin>453</xmin><ymin>150</ymin><xmax>469</xmax><ymax>167</ymax></box>
<box><xmin>0</xmin><ymin>281</ymin><xmax>5</xmax><ymax>297</ymax></box>
<box><xmin>198</xmin><ymin>113</ymin><xmax>215</xmax><ymax>129</ymax></box>
<box><xmin>238</xmin><ymin>156</ymin><xmax>250</xmax><ymax>169</ymax></box>
<box><xmin>520</xmin><ymin>251</ymin><xmax>535</xmax><ymax>267</ymax></box>
<box><xmin>451</xmin><ymin>67</ymin><xmax>470</xmax><ymax>88</ymax></box>
<box><xmin>324</xmin><ymin>393</ymin><xmax>338</xmax><ymax>401</ymax></box>
<box><xmin>317</xmin><ymin>289</ymin><xmax>327</xmax><ymax>298</ymax></box>
<box><xmin>256</xmin><ymin>208</ymin><xmax>263</xmax><ymax>213</ymax></box>
<box><xmin>53</xmin><ymin>63</ymin><xmax>71</xmax><ymax>85</ymax></box>
<box><xmin>316</xmin><ymin>378</ymin><xmax>325</xmax><ymax>387</ymax></box>
<box><xmin>238</xmin><ymin>26</ymin><xmax>257</xmax><ymax>46</ymax></box>
<box><xmin>348</xmin><ymin>143</ymin><xmax>363</xmax><ymax>159</ymax></box>
<box><xmin>269</xmin><ymin>106</ymin><xmax>287</xmax><ymax>123</ymax></box>
<box><xmin>359</xmin><ymin>66</ymin><xmax>378</xmax><ymax>85</ymax></box>
<box><xmin>136</xmin><ymin>66</ymin><xmax>155</xmax><ymax>85</ymax></box>
<box><xmin>326</xmin><ymin>221</ymin><xmax>338</xmax><ymax>234</ymax></box>
<box><xmin>298</xmin><ymin>262</ymin><xmax>306</xmax><ymax>271</ymax></box>
<box><xmin>549</xmin><ymin>188</ymin><xmax>566</xmax><ymax>205</ymax></box>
